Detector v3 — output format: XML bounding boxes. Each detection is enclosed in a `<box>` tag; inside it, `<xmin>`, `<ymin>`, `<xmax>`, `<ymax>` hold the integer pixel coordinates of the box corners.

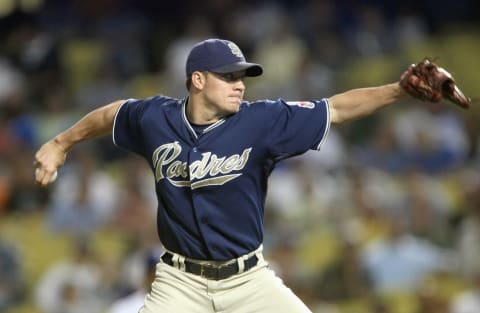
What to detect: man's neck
<box><xmin>186</xmin><ymin>95</ymin><xmax>222</xmax><ymax>125</ymax></box>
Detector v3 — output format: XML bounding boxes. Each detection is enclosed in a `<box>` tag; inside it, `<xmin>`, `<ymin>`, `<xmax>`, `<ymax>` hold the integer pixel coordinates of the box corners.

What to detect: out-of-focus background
<box><xmin>1</xmin><ymin>0</ymin><xmax>479</xmax><ymax>312</ymax></box>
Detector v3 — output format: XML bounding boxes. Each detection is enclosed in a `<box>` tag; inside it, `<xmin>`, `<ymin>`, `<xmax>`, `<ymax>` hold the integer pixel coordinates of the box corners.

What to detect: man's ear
<box><xmin>191</xmin><ymin>71</ymin><xmax>206</xmax><ymax>90</ymax></box>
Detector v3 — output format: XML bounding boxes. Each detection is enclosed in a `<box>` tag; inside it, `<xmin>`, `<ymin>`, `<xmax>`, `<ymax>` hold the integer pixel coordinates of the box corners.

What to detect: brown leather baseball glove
<box><xmin>400</xmin><ymin>58</ymin><xmax>471</xmax><ymax>109</ymax></box>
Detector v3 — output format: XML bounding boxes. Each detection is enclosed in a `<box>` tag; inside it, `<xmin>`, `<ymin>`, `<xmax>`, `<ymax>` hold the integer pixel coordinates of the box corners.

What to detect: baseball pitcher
<box><xmin>34</xmin><ymin>39</ymin><xmax>470</xmax><ymax>313</ymax></box>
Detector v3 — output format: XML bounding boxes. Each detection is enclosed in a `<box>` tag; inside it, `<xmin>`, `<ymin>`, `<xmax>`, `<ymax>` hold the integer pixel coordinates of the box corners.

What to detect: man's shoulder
<box><xmin>138</xmin><ymin>95</ymin><xmax>183</xmax><ymax>107</ymax></box>
<box><xmin>240</xmin><ymin>98</ymin><xmax>328</xmax><ymax>113</ymax></box>
<box><xmin>239</xmin><ymin>99</ymin><xmax>293</xmax><ymax>118</ymax></box>
<box><xmin>125</xmin><ymin>95</ymin><xmax>183</xmax><ymax>115</ymax></box>
<box><xmin>239</xmin><ymin>99</ymin><xmax>281</xmax><ymax>111</ymax></box>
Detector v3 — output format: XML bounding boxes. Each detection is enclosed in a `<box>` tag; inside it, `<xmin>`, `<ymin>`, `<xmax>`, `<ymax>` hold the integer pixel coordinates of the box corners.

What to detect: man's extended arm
<box><xmin>34</xmin><ymin>100</ymin><xmax>124</xmax><ymax>186</ymax></box>
<box><xmin>328</xmin><ymin>82</ymin><xmax>407</xmax><ymax>124</ymax></box>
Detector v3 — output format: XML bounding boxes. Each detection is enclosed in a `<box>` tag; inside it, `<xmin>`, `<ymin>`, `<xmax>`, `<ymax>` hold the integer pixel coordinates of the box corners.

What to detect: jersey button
<box><xmin>192</xmin><ymin>147</ymin><xmax>198</xmax><ymax>152</ymax></box>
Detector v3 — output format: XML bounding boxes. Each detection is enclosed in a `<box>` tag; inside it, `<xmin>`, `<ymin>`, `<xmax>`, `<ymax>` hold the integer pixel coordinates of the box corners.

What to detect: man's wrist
<box><xmin>53</xmin><ymin>135</ymin><xmax>71</xmax><ymax>153</ymax></box>
<box><xmin>394</xmin><ymin>82</ymin><xmax>408</xmax><ymax>99</ymax></box>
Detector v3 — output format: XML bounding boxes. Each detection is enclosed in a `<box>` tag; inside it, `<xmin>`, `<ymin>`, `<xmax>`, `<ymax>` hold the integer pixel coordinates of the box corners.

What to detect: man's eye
<box><xmin>223</xmin><ymin>73</ymin><xmax>235</xmax><ymax>81</ymax></box>
<box><xmin>212</xmin><ymin>71</ymin><xmax>243</xmax><ymax>81</ymax></box>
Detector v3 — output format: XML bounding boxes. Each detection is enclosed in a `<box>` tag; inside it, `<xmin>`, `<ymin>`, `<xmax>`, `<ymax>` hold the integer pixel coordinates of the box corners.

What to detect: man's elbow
<box><xmin>328</xmin><ymin>107</ymin><xmax>346</xmax><ymax>124</ymax></box>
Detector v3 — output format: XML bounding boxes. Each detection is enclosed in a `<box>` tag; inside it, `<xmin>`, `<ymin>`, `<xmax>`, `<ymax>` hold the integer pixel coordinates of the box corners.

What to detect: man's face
<box><xmin>202</xmin><ymin>70</ymin><xmax>246</xmax><ymax>115</ymax></box>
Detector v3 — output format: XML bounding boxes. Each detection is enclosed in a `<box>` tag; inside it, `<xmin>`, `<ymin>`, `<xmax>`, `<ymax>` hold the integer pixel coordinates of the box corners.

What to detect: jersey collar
<box><xmin>181</xmin><ymin>97</ymin><xmax>226</xmax><ymax>139</ymax></box>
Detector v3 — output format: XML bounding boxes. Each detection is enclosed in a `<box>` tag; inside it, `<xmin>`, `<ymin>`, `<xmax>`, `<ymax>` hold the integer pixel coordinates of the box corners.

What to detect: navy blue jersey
<box><xmin>113</xmin><ymin>95</ymin><xmax>330</xmax><ymax>260</ymax></box>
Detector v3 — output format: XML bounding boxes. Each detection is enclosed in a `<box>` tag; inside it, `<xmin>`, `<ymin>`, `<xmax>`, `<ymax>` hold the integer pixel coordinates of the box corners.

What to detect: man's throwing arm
<box><xmin>34</xmin><ymin>100</ymin><xmax>125</xmax><ymax>187</ymax></box>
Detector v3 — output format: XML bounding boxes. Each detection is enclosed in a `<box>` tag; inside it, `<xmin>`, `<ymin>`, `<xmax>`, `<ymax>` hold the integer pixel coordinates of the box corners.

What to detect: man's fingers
<box><xmin>34</xmin><ymin>168</ymin><xmax>45</xmax><ymax>185</ymax></box>
<box><xmin>35</xmin><ymin>167</ymin><xmax>58</xmax><ymax>186</ymax></box>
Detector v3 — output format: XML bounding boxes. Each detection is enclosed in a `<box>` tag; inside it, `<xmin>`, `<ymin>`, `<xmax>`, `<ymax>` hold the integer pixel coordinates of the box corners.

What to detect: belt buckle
<box><xmin>199</xmin><ymin>263</ymin><xmax>215</xmax><ymax>280</ymax></box>
<box><xmin>199</xmin><ymin>262</ymin><xmax>229</xmax><ymax>280</ymax></box>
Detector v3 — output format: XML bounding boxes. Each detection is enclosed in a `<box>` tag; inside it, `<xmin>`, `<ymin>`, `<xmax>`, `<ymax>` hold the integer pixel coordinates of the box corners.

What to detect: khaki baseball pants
<box><xmin>139</xmin><ymin>249</ymin><xmax>312</xmax><ymax>313</ymax></box>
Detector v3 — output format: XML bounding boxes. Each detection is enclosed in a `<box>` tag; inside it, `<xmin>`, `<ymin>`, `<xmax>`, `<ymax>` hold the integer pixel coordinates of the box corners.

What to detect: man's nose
<box><xmin>234</xmin><ymin>79</ymin><xmax>245</xmax><ymax>91</ymax></box>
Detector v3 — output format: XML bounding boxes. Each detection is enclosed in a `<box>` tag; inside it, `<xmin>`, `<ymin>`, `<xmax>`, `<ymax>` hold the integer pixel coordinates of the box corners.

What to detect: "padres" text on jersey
<box><xmin>152</xmin><ymin>142</ymin><xmax>252</xmax><ymax>189</ymax></box>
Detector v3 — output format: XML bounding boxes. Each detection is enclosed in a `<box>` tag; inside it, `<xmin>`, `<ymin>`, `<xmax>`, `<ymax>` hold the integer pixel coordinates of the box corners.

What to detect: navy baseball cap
<box><xmin>186</xmin><ymin>39</ymin><xmax>263</xmax><ymax>77</ymax></box>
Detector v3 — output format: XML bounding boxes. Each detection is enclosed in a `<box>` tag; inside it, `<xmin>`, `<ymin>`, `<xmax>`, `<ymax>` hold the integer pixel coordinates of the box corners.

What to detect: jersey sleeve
<box><xmin>264</xmin><ymin>98</ymin><xmax>330</xmax><ymax>160</ymax></box>
<box><xmin>112</xmin><ymin>98</ymin><xmax>147</xmax><ymax>155</ymax></box>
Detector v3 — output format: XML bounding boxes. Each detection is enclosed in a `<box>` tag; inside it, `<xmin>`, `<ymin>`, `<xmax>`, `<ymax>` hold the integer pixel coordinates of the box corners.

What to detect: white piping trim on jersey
<box><xmin>182</xmin><ymin>99</ymin><xmax>226</xmax><ymax>138</ymax></box>
<box><xmin>112</xmin><ymin>98</ymin><xmax>135</xmax><ymax>147</ymax></box>
<box><xmin>181</xmin><ymin>99</ymin><xmax>198</xmax><ymax>139</ymax></box>
<box><xmin>203</xmin><ymin>119</ymin><xmax>225</xmax><ymax>132</ymax></box>
<box><xmin>316</xmin><ymin>98</ymin><xmax>331</xmax><ymax>151</ymax></box>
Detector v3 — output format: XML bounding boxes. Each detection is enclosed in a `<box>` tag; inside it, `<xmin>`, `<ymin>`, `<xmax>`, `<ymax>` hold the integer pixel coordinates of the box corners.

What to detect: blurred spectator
<box><xmin>293</xmin><ymin>0</ymin><xmax>337</xmax><ymax>45</ymax></box>
<box><xmin>344</xmin><ymin>168</ymin><xmax>396</xmax><ymax>245</ymax></box>
<box><xmin>297</xmin><ymin>128</ymin><xmax>349</xmax><ymax>174</ymax></box>
<box><xmin>35</xmin><ymin>239</ymin><xmax>107</xmax><ymax>313</ymax></box>
<box><xmin>107</xmin><ymin>247</ymin><xmax>162</xmax><ymax>313</ymax></box>
<box><xmin>403</xmin><ymin>170</ymin><xmax>454</xmax><ymax>246</ymax></box>
<box><xmin>5</xmin><ymin>150</ymin><xmax>47</xmax><ymax>214</ymax></box>
<box><xmin>315</xmin><ymin>239</ymin><xmax>372</xmax><ymax>302</ymax></box>
<box><xmin>46</xmin><ymin>151</ymin><xmax>118</xmax><ymax>237</ymax></box>
<box><xmin>94</xmin><ymin>1</ymin><xmax>150</xmax><ymax>79</ymax></box>
<box><xmin>226</xmin><ymin>2</ymin><xmax>287</xmax><ymax>49</ymax></box>
<box><xmin>112</xmin><ymin>178</ymin><xmax>155</xmax><ymax>237</ymax></box>
<box><xmin>392</xmin><ymin>8</ymin><xmax>428</xmax><ymax>49</ymax></box>
<box><xmin>0</xmin><ymin>58</ymin><xmax>25</xmax><ymax>105</ymax></box>
<box><xmin>361</xmin><ymin>215</ymin><xmax>453</xmax><ymax>294</ymax></box>
<box><xmin>450</xmin><ymin>271</ymin><xmax>480</xmax><ymax>313</ymax></box>
<box><xmin>0</xmin><ymin>92</ymin><xmax>37</xmax><ymax>151</ymax></box>
<box><xmin>415</xmin><ymin>286</ymin><xmax>449</xmax><ymax>313</ymax></box>
<box><xmin>350</xmin><ymin>5</ymin><xmax>390</xmax><ymax>57</ymax></box>
<box><xmin>35</xmin><ymin>83</ymin><xmax>77</xmax><ymax>145</ymax></box>
<box><xmin>265</xmin><ymin>162</ymin><xmax>308</xmax><ymax>219</ymax></box>
<box><xmin>113</xmin><ymin>236</ymin><xmax>157</xmax><ymax>295</ymax></box>
<box><xmin>110</xmin><ymin>155</ymin><xmax>156</xmax><ymax>237</ymax></box>
<box><xmin>0</xmin><ymin>237</ymin><xmax>25</xmax><ymax>311</ymax></box>
<box><xmin>454</xmin><ymin>169</ymin><xmax>480</xmax><ymax>279</ymax></box>
<box><xmin>353</xmin><ymin>117</ymin><xmax>409</xmax><ymax>173</ymax></box>
<box><xmin>0</xmin><ymin>57</ymin><xmax>37</xmax><ymax>154</ymax></box>
<box><xmin>74</xmin><ymin>60</ymin><xmax>127</xmax><ymax>112</ymax></box>
<box><xmin>251</xmin><ymin>9</ymin><xmax>308</xmax><ymax>99</ymax></box>
<box><xmin>392</xmin><ymin>104</ymin><xmax>469</xmax><ymax>173</ymax></box>
<box><xmin>370</xmin><ymin>299</ymin><xmax>392</xmax><ymax>313</ymax></box>
<box><xmin>289</xmin><ymin>50</ymin><xmax>336</xmax><ymax>111</ymax></box>
<box><xmin>162</xmin><ymin>16</ymin><xmax>214</xmax><ymax>97</ymax></box>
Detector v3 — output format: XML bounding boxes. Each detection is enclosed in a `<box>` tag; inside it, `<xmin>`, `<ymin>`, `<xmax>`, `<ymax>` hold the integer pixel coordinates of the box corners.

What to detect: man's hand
<box><xmin>400</xmin><ymin>58</ymin><xmax>471</xmax><ymax>109</ymax></box>
<box><xmin>34</xmin><ymin>138</ymin><xmax>67</xmax><ymax>187</ymax></box>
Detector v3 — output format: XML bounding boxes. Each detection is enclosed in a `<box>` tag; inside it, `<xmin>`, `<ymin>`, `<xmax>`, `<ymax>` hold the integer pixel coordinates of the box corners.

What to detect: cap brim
<box><xmin>211</xmin><ymin>62</ymin><xmax>263</xmax><ymax>77</ymax></box>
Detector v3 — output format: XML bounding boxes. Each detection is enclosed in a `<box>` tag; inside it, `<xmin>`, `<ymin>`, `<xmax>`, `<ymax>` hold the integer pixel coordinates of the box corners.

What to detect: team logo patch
<box><xmin>227</xmin><ymin>42</ymin><xmax>244</xmax><ymax>58</ymax></box>
<box><xmin>286</xmin><ymin>101</ymin><xmax>315</xmax><ymax>109</ymax></box>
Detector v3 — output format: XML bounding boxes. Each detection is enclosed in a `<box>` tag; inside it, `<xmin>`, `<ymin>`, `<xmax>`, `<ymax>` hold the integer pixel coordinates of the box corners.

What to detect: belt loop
<box><xmin>172</xmin><ymin>253</ymin><xmax>180</xmax><ymax>269</ymax></box>
<box><xmin>256</xmin><ymin>244</ymin><xmax>263</xmax><ymax>254</ymax></box>
<box><xmin>236</xmin><ymin>256</ymin><xmax>245</xmax><ymax>274</ymax></box>
<box><xmin>255</xmin><ymin>249</ymin><xmax>264</xmax><ymax>264</ymax></box>
<box><xmin>178</xmin><ymin>255</ymin><xmax>186</xmax><ymax>271</ymax></box>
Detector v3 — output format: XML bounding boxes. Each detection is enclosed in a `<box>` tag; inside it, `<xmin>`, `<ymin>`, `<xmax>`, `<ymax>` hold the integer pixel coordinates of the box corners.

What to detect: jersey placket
<box><xmin>187</xmin><ymin>139</ymin><xmax>221</xmax><ymax>257</ymax></box>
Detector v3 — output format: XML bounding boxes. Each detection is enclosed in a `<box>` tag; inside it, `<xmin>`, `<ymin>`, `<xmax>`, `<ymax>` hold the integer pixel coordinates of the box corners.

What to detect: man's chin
<box><xmin>223</xmin><ymin>105</ymin><xmax>240</xmax><ymax>117</ymax></box>
<box><xmin>229</xmin><ymin>102</ymin><xmax>241</xmax><ymax>112</ymax></box>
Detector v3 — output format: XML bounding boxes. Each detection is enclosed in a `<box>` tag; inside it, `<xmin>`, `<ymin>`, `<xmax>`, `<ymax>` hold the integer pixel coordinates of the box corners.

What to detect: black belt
<box><xmin>161</xmin><ymin>252</ymin><xmax>258</xmax><ymax>280</ymax></box>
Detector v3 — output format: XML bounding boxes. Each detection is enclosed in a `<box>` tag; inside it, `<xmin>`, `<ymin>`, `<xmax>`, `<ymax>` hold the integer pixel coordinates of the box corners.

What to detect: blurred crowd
<box><xmin>1</xmin><ymin>0</ymin><xmax>480</xmax><ymax>312</ymax></box>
